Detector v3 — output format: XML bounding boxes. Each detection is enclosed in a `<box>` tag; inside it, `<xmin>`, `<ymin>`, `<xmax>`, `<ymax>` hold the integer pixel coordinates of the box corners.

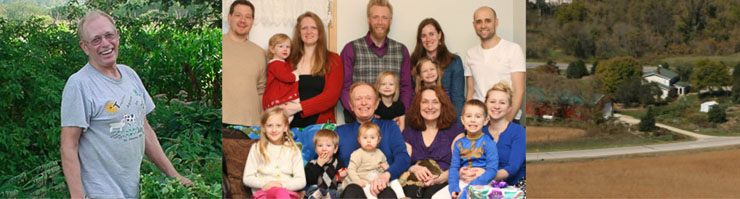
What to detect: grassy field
<box><xmin>527</xmin><ymin>127</ymin><xmax>693</xmax><ymax>153</ymax></box>
<box><xmin>528</xmin><ymin>147</ymin><xmax>740</xmax><ymax>198</ymax></box>
<box><xmin>527</xmin><ymin>54</ymin><xmax>740</xmax><ymax>69</ymax></box>
<box><xmin>616</xmin><ymin>94</ymin><xmax>740</xmax><ymax>136</ymax></box>
<box><xmin>526</xmin><ymin>118</ymin><xmax>693</xmax><ymax>153</ymax></box>
<box><xmin>660</xmin><ymin>53</ymin><xmax>740</xmax><ymax>68</ymax></box>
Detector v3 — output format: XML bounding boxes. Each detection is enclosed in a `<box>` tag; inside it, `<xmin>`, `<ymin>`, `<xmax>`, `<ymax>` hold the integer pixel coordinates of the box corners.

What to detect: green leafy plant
<box><xmin>0</xmin><ymin>160</ymin><xmax>67</xmax><ymax>198</ymax></box>
<box><xmin>0</xmin><ymin>1</ymin><xmax>222</xmax><ymax>197</ymax></box>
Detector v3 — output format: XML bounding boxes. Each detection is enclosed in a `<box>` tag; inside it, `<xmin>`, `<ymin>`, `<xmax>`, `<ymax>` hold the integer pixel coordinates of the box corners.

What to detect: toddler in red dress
<box><xmin>262</xmin><ymin>33</ymin><xmax>300</xmax><ymax>121</ymax></box>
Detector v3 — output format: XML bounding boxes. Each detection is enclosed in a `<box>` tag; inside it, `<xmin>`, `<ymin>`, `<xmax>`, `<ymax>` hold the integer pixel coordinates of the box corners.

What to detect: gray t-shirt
<box><xmin>61</xmin><ymin>63</ymin><xmax>154</xmax><ymax>198</ymax></box>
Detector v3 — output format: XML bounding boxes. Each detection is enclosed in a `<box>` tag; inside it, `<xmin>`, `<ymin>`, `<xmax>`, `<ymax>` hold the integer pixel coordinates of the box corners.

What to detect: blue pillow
<box><xmin>233</xmin><ymin>123</ymin><xmax>337</xmax><ymax>165</ymax></box>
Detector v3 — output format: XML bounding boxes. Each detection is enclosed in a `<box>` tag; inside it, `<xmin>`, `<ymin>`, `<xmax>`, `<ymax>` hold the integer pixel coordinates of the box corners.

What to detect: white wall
<box><xmin>222</xmin><ymin>0</ymin><xmax>332</xmax><ymax>50</ymax></box>
<box><xmin>337</xmin><ymin>0</ymin><xmax>526</xmax><ymax>58</ymax></box>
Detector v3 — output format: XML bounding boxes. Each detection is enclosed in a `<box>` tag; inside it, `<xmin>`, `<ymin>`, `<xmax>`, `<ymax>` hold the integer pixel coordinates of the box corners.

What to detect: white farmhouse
<box><xmin>642</xmin><ymin>67</ymin><xmax>690</xmax><ymax>99</ymax></box>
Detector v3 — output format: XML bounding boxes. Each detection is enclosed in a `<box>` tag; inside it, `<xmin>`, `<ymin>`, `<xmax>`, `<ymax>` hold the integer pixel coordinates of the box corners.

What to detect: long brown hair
<box><xmin>289</xmin><ymin>12</ymin><xmax>333</xmax><ymax>76</ymax></box>
<box><xmin>410</xmin><ymin>18</ymin><xmax>455</xmax><ymax>73</ymax></box>
<box><xmin>407</xmin><ymin>85</ymin><xmax>456</xmax><ymax>131</ymax></box>
<box><xmin>258</xmin><ymin>108</ymin><xmax>299</xmax><ymax>164</ymax></box>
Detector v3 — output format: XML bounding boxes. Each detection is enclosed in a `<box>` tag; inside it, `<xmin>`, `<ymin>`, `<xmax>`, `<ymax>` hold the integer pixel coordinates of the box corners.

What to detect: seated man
<box><xmin>336</xmin><ymin>82</ymin><xmax>410</xmax><ymax>198</ymax></box>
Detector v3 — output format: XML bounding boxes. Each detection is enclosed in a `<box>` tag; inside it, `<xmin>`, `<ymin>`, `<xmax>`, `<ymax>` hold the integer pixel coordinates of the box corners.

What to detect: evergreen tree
<box><xmin>639</xmin><ymin>106</ymin><xmax>657</xmax><ymax>132</ymax></box>
<box><xmin>660</xmin><ymin>62</ymin><xmax>670</xmax><ymax>70</ymax></box>
<box><xmin>591</xmin><ymin>60</ymin><xmax>599</xmax><ymax>75</ymax></box>
<box><xmin>732</xmin><ymin>63</ymin><xmax>740</xmax><ymax>104</ymax></box>
<box><xmin>566</xmin><ymin>60</ymin><xmax>588</xmax><ymax>78</ymax></box>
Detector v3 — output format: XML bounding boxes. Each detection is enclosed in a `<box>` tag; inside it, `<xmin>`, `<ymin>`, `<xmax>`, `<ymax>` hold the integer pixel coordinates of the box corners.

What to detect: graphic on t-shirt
<box><xmin>459</xmin><ymin>139</ymin><xmax>485</xmax><ymax>167</ymax></box>
<box><xmin>109</xmin><ymin>113</ymin><xmax>143</xmax><ymax>141</ymax></box>
<box><xmin>105</xmin><ymin>101</ymin><xmax>120</xmax><ymax>113</ymax></box>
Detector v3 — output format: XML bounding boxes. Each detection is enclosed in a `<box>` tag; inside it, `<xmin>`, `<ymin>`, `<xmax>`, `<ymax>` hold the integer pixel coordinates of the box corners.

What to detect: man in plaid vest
<box><xmin>339</xmin><ymin>0</ymin><xmax>412</xmax><ymax>124</ymax></box>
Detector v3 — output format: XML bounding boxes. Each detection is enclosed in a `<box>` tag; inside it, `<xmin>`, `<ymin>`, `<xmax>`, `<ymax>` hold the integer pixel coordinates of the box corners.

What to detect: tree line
<box><xmin>527</xmin><ymin>0</ymin><xmax>740</xmax><ymax>61</ymax></box>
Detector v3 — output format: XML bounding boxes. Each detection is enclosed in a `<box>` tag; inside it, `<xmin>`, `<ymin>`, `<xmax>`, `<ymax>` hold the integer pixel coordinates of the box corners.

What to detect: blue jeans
<box><xmin>306</xmin><ymin>186</ymin><xmax>339</xmax><ymax>199</ymax></box>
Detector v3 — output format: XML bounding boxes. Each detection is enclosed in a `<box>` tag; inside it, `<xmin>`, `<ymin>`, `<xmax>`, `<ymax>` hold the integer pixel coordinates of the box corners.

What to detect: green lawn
<box><xmin>526</xmin><ymin>118</ymin><xmax>693</xmax><ymax>152</ymax></box>
<box><xmin>661</xmin><ymin>53</ymin><xmax>740</xmax><ymax>68</ymax></box>
<box><xmin>528</xmin><ymin>130</ymin><xmax>693</xmax><ymax>153</ymax></box>
<box><xmin>615</xmin><ymin>94</ymin><xmax>740</xmax><ymax>136</ymax></box>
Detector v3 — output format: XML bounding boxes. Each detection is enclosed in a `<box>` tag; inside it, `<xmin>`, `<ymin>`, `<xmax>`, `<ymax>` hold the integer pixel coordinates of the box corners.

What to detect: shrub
<box><xmin>708</xmin><ymin>105</ymin><xmax>727</xmax><ymax>123</ymax></box>
<box><xmin>0</xmin><ymin>3</ymin><xmax>221</xmax><ymax>196</ymax></box>
<box><xmin>667</xmin><ymin>87</ymin><xmax>678</xmax><ymax>101</ymax></box>
<box><xmin>566</xmin><ymin>60</ymin><xmax>589</xmax><ymax>78</ymax></box>
<box><xmin>639</xmin><ymin>106</ymin><xmax>657</xmax><ymax>132</ymax></box>
<box><xmin>591</xmin><ymin>60</ymin><xmax>599</xmax><ymax>75</ymax></box>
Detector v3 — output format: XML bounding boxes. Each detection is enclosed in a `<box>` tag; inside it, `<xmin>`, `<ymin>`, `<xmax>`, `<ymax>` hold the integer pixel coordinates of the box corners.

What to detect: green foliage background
<box><xmin>691</xmin><ymin>59</ymin><xmax>732</xmax><ymax>93</ymax></box>
<box><xmin>0</xmin><ymin>0</ymin><xmax>222</xmax><ymax>198</ymax></box>
<box><xmin>595</xmin><ymin>56</ymin><xmax>642</xmax><ymax>94</ymax></box>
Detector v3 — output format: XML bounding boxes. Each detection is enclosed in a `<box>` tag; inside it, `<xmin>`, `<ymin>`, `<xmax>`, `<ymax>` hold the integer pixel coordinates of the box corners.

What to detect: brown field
<box><xmin>527</xmin><ymin>126</ymin><xmax>587</xmax><ymax>143</ymax></box>
<box><xmin>527</xmin><ymin>148</ymin><xmax>740</xmax><ymax>198</ymax></box>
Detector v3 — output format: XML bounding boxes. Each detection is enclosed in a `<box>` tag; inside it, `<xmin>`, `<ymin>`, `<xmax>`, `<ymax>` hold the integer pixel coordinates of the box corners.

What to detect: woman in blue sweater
<box><xmin>481</xmin><ymin>82</ymin><xmax>526</xmax><ymax>186</ymax></box>
<box><xmin>410</xmin><ymin>18</ymin><xmax>465</xmax><ymax>120</ymax></box>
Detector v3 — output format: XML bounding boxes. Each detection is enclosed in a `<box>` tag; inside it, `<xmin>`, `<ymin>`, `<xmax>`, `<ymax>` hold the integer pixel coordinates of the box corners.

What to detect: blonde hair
<box><xmin>258</xmin><ymin>108</ymin><xmax>300</xmax><ymax>164</ymax></box>
<box><xmin>357</xmin><ymin>122</ymin><xmax>381</xmax><ymax>145</ymax></box>
<box><xmin>77</xmin><ymin>9</ymin><xmax>116</xmax><ymax>40</ymax></box>
<box><xmin>375</xmin><ymin>71</ymin><xmax>400</xmax><ymax>102</ymax></box>
<box><xmin>414</xmin><ymin>58</ymin><xmax>443</xmax><ymax>93</ymax></box>
<box><xmin>313</xmin><ymin>129</ymin><xmax>339</xmax><ymax>147</ymax></box>
<box><xmin>463</xmin><ymin>99</ymin><xmax>488</xmax><ymax>118</ymax></box>
<box><xmin>267</xmin><ymin>33</ymin><xmax>291</xmax><ymax>59</ymax></box>
<box><xmin>485</xmin><ymin>81</ymin><xmax>514</xmax><ymax>105</ymax></box>
<box><xmin>367</xmin><ymin>0</ymin><xmax>393</xmax><ymax>18</ymax></box>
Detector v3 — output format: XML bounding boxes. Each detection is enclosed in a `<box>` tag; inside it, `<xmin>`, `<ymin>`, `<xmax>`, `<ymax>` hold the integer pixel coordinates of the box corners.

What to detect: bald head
<box><xmin>473</xmin><ymin>6</ymin><xmax>498</xmax><ymax>42</ymax></box>
<box><xmin>474</xmin><ymin>6</ymin><xmax>497</xmax><ymax>20</ymax></box>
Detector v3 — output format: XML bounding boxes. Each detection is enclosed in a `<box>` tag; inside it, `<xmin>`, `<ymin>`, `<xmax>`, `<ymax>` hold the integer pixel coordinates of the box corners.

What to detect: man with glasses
<box><xmin>60</xmin><ymin>9</ymin><xmax>191</xmax><ymax>198</ymax></box>
<box><xmin>222</xmin><ymin>0</ymin><xmax>265</xmax><ymax>128</ymax></box>
<box><xmin>339</xmin><ymin>0</ymin><xmax>412</xmax><ymax>126</ymax></box>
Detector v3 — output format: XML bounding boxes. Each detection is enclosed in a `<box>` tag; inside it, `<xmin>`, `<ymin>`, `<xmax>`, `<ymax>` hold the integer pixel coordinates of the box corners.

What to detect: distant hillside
<box><xmin>527</xmin><ymin>0</ymin><xmax>740</xmax><ymax>62</ymax></box>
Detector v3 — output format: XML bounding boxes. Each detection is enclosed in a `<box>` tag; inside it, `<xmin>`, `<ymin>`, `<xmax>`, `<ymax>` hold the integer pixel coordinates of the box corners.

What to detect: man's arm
<box><xmin>399</xmin><ymin>46</ymin><xmax>413</xmax><ymax>111</ymax></box>
<box><xmin>463</xmin><ymin>52</ymin><xmax>474</xmax><ymax>101</ymax></box>
<box><xmin>466</xmin><ymin>76</ymin><xmax>475</xmax><ymax>101</ymax></box>
<box><xmin>339</xmin><ymin>43</ymin><xmax>355</xmax><ymax>116</ymax></box>
<box><xmin>506</xmin><ymin>72</ymin><xmax>525</xmax><ymax>121</ymax></box>
<box><xmin>257</xmin><ymin>57</ymin><xmax>267</xmax><ymax>107</ymax></box>
<box><xmin>143</xmin><ymin>120</ymin><xmax>192</xmax><ymax>185</ymax></box>
<box><xmin>61</xmin><ymin>126</ymin><xmax>84</xmax><ymax>199</ymax></box>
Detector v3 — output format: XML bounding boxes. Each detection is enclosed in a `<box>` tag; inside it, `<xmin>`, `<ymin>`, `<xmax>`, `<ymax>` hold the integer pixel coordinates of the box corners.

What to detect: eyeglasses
<box><xmin>84</xmin><ymin>31</ymin><xmax>119</xmax><ymax>46</ymax></box>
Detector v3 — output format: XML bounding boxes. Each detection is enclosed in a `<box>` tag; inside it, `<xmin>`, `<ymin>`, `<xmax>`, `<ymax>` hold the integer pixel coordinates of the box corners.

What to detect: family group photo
<box><xmin>4</xmin><ymin>0</ymin><xmax>739</xmax><ymax>198</ymax></box>
<box><xmin>222</xmin><ymin>0</ymin><xmax>526</xmax><ymax>198</ymax></box>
